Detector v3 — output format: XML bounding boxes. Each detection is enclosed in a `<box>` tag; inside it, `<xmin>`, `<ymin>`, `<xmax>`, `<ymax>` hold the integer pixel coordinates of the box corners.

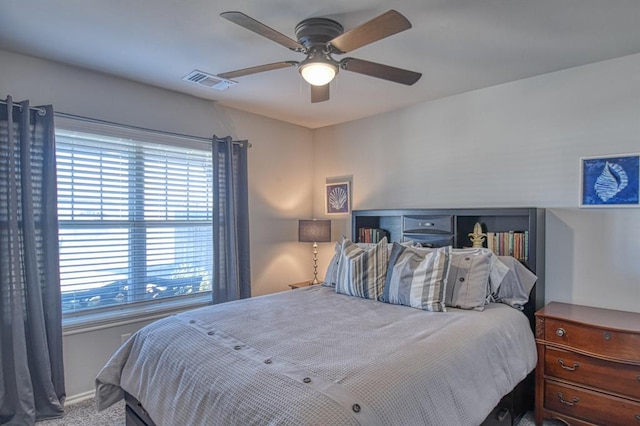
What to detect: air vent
<box><xmin>182</xmin><ymin>70</ymin><xmax>237</xmax><ymax>90</ymax></box>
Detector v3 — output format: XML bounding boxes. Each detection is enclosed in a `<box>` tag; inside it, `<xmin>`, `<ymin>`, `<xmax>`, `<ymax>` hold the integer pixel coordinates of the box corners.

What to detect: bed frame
<box><xmin>124</xmin><ymin>392</ymin><xmax>157</xmax><ymax>426</ymax></box>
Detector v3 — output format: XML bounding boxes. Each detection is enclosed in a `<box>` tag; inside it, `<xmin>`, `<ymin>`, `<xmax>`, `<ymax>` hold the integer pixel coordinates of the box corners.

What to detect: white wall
<box><xmin>0</xmin><ymin>49</ymin><xmax>315</xmax><ymax>397</ymax></box>
<box><xmin>313</xmin><ymin>53</ymin><xmax>640</xmax><ymax>314</ymax></box>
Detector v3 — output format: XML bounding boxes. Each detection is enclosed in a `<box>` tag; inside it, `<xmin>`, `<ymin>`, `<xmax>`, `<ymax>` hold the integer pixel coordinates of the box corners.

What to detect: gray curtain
<box><xmin>0</xmin><ymin>97</ymin><xmax>65</xmax><ymax>425</ymax></box>
<box><xmin>212</xmin><ymin>135</ymin><xmax>251</xmax><ymax>303</ymax></box>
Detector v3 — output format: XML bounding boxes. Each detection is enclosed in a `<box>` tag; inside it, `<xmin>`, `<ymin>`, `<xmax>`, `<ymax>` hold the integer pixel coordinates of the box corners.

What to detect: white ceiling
<box><xmin>1</xmin><ymin>0</ymin><xmax>640</xmax><ymax>129</ymax></box>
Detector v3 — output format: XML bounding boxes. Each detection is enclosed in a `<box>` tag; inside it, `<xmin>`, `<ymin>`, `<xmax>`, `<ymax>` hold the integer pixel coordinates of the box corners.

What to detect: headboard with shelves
<box><xmin>352</xmin><ymin>207</ymin><xmax>546</xmax><ymax>319</ymax></box>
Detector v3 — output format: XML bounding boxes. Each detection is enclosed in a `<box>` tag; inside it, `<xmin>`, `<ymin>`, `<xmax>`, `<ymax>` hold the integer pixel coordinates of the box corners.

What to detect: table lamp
<box><xmin>298</xmin><ymin>219</ymin><xmax>331</xmax><ymax>284</ymax></box>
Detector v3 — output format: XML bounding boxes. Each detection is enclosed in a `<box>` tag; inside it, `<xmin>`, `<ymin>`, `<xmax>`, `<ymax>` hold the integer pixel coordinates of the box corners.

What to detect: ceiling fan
<box><xmin>218</xmin><ymin>10</ymin><xmax>422</xmax><ymax>103</ymax></box>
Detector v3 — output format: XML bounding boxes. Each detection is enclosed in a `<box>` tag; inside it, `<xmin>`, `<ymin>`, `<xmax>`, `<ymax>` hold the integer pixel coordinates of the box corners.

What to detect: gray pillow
<box><xmin>323</xmin><ymin>238</ymin><xmax>416</xmax><ymax>287</ymax></box>
<box><xmin>322</xmin><ymin>240</ymin><xmax>343</xmax><ymax>287</ymax></box>
<box><xmin>495</xmin><ymin>256</ymin><xmax>538</xmax><ymax>309</ymax></box>
<box><xmin>488</xmin><ymin>254</ymin><xmax>510</xmax><ymax>295</ymax></box>
<box><xmin>335</xmin><ymin>237</ymin><xmax>389</xmax><ymax>300</ymax></box>
<box><xmin>383</xmin><ymin>243</ymin><xmax>451</xmax><ymax>312</ymax></box>
<box><xmin>411</xmin><ymin>247</ymin><xmax>500</xmax><ymax>311</ymax></box>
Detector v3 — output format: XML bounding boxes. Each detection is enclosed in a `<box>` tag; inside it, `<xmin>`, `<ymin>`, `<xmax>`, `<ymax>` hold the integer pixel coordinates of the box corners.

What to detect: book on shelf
<box><xmin>357</xmin><ymin>227</ymin><xmax>390</xmax><ymax>244</ymax></box>
<box><xmin>486</xmin><ymin>230</ymin><xmax>529</xmax><ymax>261</ymax></box>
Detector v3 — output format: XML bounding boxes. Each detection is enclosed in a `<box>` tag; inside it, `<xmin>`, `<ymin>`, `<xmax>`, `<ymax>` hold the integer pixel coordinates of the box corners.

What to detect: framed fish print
<box><xmin>325</xmin><ymin>181</ymin><xmax>351</xmax><ymax>214</ymax></box>
<box><xmin>580</xmin><ymin>153</ymin><xmax>640</xmax><ymax>207</ymax></box>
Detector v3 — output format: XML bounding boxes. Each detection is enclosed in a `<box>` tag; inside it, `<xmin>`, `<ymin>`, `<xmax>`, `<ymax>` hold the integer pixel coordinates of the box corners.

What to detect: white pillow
<box><xmin>446</xmin><ymin>249</ymin><xmax>493</xmax><ymax>311</ymax></box>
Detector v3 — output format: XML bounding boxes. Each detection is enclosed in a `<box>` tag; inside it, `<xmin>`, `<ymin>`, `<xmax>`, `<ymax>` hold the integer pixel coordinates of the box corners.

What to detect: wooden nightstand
<box><xmin>535</xmin><ymin>302</ymin><xmax>640</xmax><ymax>426</ymax></box>
<box><xmin>288</xmin><ymin>280</ymin><xmax>314</xmax><ymax>290</ymax></box>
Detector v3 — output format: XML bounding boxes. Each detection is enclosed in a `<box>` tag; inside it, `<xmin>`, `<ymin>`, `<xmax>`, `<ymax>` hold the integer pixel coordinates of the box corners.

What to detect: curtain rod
<box><xmin>55</xmin><ymin>111</ymin><xmax>251</xmax><ymax>148</ymax></box>
<box><xmin>0</xmin><ymin>98</ymin><xmax>47</xmax><ymax>115</ymax></box>
<box><xmin>0</xmin><ymin>101</ymin><xmax>250</xmax><ymax>147</ymax></box>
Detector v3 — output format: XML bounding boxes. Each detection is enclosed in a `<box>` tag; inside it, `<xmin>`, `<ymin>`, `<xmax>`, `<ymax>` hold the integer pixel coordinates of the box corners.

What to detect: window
<box><xmin>55</xmin><ymin>119</ymin><xmax>213</xmax><ymax>319</ymax></box>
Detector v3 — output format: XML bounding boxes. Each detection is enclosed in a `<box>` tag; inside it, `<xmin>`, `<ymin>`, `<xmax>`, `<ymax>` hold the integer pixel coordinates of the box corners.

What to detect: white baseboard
<box><xmin>65</xmin><ymin>389</ymin><xmax>95</xmax><ymax>405</ymax></box>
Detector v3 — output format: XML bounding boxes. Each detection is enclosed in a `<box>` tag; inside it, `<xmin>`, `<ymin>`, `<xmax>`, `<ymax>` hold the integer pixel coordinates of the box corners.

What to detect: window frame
<box><xmin>55</xmin><ymin>116</ymin><xmax>214</xmax><ymax>331</ymax></box>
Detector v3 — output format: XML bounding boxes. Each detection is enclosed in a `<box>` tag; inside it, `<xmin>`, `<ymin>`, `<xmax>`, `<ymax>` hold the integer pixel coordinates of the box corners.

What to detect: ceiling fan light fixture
<box><xmin>299</xmin><ymin>61</ymin><xmax>337</xmax><ymax>86</ymax></box>
<box><xmin>220</xmin><ymin>10</ymin><xmax>421</xmax><ymax>102</ymax></box>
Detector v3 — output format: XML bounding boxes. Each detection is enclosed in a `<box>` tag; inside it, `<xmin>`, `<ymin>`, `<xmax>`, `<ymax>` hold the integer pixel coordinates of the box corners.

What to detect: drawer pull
<box><xmin>558</xmin><ymin>359</ymin><xmax>580</xmax><ymax>371</ymax></box>
<box><xmin>555</xmin><ymin>328</ymin><xmax>566</xmax><ymax>337</ymax></box>
<box><xmin>603</xmin><ymin>331</ymin><xmax>611</xmax><ymax>340</ymax></box>
<box><xmin>635</xmin><ymin>414</ymin><xmax>640</xmax><ymax>421</ymax></box>
<box><xmin>557</xmin><ymin>393</ymin><xmax>579</xmax><ymax>406</ymax></box>
<box><xmin>418</xmin><ymin>222</ymin><xmax>434</xmax><ymax>227</ymax></box>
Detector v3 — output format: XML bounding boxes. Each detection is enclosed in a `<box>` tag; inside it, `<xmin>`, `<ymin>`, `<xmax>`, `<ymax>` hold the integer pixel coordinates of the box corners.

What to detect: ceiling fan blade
<box><xmin>340</xmin><ymin>58</ymin><xmax>421</xmax><ymax>85</ymax></box>
<box><xmin>218</xmin><ymin>61</ymin><xmax>298</xmax><ymax>79</ymax></box>
<box><xmin>221</xmin><ymin>11</ymin><xmax>305</xmax><ymax>52</ymax></box>
<box><xmin>311</xmin><ymin>84</ymin><xmax>330</xmax><ymax>103</ymax></box>
<box><xmin>328</xmin><ymin>10</ymin><xmax>412</xmax><ymax>54</ymax></box>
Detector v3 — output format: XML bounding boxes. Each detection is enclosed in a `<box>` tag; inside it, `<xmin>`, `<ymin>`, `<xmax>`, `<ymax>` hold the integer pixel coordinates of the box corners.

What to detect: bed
<box><xmin>96</xmin><ymin>240</ymin><xmax>539</xmax><ymax>426</ymax></box>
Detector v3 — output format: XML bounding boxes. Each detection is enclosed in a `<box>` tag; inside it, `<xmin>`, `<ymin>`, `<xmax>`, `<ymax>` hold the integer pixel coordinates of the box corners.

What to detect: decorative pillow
<box><xmin>494</xmin><ymin>256</ymin><xmax>538</xmax><ymax>310</ymax></box>
<box><xmin>322</xmin><ymin>240</ymin><xmax>344</xmax><ymax>287</ymax></box>
<box><xmin>383</xmin><ymin>243</ymin><xmax>451</xmax><ymax>312</ymax></box>
<box><xmin>445</xmin><ymin>249</ymin><xmax>493</xmax><ymax>311</ymax></box>
<box><xmin>323</xmin><ymin>238</ymin><xmax>416</xmax><ymax>287</ymax></box>
<box><xmin>488</xmin><ymin>254</ymin><xmax>510</xmax><ymax>295</ymax></box>
<box><xmin>355</xmin><ymin>240</ymin><xmax>419</xmax><ymax>252</ymax></box>
<box><xmin>335</xmin><ymin>237</ymin><xmax>389</xmax><ymax>300</ymax></box>
<box><xmin>406</xmin><ymin>247</ymin><xmax>501</xmax><ymax>311</ymax></box>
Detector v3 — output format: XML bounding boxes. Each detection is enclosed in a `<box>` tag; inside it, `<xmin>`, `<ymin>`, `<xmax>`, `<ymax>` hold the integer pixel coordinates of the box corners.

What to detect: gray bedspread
<box><xmin>96</xmin><ymin>285</ymin><xmax>536</xmax><ymax>426</ymax></box>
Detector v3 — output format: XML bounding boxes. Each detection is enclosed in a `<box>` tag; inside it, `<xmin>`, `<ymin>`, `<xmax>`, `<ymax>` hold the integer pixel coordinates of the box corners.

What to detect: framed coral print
<box><xmin>580</xmin><ymin>153</ymin><xmax>640</xmax><ymax>207</ymax></box>
<box><xmin>325</xmin><ymin>181</ymin><xmax>351</xmax><ymax>214</ymax></box>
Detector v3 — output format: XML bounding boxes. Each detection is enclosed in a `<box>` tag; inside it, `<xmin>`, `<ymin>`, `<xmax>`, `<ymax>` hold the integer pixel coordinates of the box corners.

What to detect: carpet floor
<box><xmin>36</xmin><ymin>398</ymin><xmax>562</xmax><ymax>425</ymax></box>
<box><xmin>37</xmin><ymin>398</ymin><xmax>124</xmax><ymax>426</ymax></box>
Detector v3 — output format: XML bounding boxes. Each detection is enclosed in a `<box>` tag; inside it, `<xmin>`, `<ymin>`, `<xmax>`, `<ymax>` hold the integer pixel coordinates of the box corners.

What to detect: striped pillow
<box><xmin>383</xmin><ymin>243</ymin><xmax>451</xmax><ymax>312</ymax></box>
<box><xmin>335</xmin><ymin>237</ymin><xmax>388</xmax><ymax>300</ymax></box>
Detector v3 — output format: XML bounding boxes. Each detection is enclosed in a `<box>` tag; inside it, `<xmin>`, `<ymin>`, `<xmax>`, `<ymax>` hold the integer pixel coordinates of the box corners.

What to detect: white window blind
<box><xmin>55</xmin><ymin>125</ymin><xmax>213</xmax><ymax>316</ymax></box>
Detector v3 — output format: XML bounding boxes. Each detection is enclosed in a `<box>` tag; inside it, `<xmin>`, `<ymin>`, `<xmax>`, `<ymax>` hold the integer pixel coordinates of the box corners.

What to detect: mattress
<box><xmin>96</xmin><ymin>285</ymin><xmax>537</xmax><ymax>425</ymax></box>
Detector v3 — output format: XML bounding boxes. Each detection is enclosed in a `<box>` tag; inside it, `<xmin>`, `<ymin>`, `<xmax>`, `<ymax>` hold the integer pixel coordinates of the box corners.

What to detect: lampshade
<box><xmin>299</xmin><ymin>62</ymin><xmax>337</xmax><ymax>86</ymax></box>
<box><xmin>298</xmin><ymin>220</ymin><xmax>331</xmax><ymax>243</ymax></box>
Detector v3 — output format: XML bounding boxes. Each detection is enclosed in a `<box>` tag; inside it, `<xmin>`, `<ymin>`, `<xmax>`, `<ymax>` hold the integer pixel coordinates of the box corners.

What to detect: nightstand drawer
<box><xmin>545</xmin><ymin>346</ymin><xmax>640</xmax><ymax>399</ymax></box>
<box><xmin>545</xmin><ymin>318</ymin><xmax>640</xmax><ymax>362</ymax></box>
<box><xmin>403</xmin><ymin>215</ymin><xmax>452</xmax><ymax>234</ymax></box>
<box><xmin>544</xmin><ymin>380</ymin><xmax>640</xmax><ymax>426</ymax></box>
